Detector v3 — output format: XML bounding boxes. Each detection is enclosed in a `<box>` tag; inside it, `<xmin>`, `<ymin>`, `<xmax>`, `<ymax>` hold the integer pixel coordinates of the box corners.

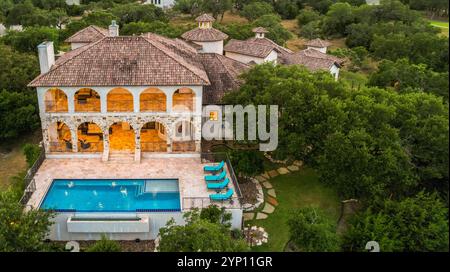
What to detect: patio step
<box><xmin>108</xmin><ymin>152</ymin><xmax>135</xmax><ymax>163</ymax></box>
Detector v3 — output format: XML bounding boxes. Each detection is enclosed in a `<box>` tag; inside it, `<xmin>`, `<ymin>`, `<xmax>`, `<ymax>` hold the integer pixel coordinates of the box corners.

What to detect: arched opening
<box><xmin>48</xmin><ymin>122</ymin><xmax>72</xmax><ymax>152</ymax></box>
<box><xmin>140</xmin><ymin>122</ymin><xmax>167</xmax><ymax>152</ymax></box>
<box><xmin>140</xmin><ymin>88</ymin><xmax>166</xmax><ymax>112</ymax></box>
<box><xmin>107</xmin><ymin>88</ymin><xmax>134</xmax><ymax>112</ymax></box>
<box><xmin>172</xmin><ymin>121</ymin><xmax>195</xmax><ymax>152</ymax></box>
<box><xmin>108</xmin><ymin>122</ymin><xmax>135</xmax><ymax>151</ymax></box>
<box><xmin>77</xmin><ymin>122</ymin><xmax>103</xmax><ymax>152</ymax></box>
<box><xmin>45</xmin><ymin>88</ymin><xmax>68</xmax><ymax>112</ymax></box>
<box><xmin>74</xmin><ymin>88</ymin><xmax>101</xmax><ymax>112</ymax></box>
<box><xmin>172</xmin><ymin>88</ymin><xmax>195</xmax><ymax>112</ymax></box>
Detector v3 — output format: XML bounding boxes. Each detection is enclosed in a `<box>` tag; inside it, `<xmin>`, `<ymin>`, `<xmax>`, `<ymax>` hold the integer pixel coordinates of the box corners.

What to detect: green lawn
<box><xmin>248</xmin><ymin>168</ymin><xmax>341</xmax><ymax>252</ymax></box>
<box><xmin>428</xmin><ymin>19</ymin><xmax>449</xmax><ymax>37</ymax></box>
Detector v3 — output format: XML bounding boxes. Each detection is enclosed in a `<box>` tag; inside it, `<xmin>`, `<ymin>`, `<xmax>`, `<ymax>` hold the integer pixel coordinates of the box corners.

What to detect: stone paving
<box><xmin>27</xmin><ymin>157</ymin><xmax>238</xmax><ymax>209</ymax></box>
<box><xmin>247</xmin><ymin>161</ymin><xmax>304</xmax><ymax>223</ymax></box>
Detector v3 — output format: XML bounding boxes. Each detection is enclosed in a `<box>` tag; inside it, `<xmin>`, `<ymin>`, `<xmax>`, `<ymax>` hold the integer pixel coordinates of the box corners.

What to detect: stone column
<box><xmin>71</xmin><ymin>124</ymin><xmax>78</xmax><ymax>153</ymax></box>
<box><xmin>100</xmin><ymin>92</ymin><xmax>108</xmax><ymax>113</ymax></box>
<box><xmin>134</xmin><ymin>128</ymin><xmax>141</xmax><ymax>163</ymax></box>
<box><xmin>133</xmin><ymin>91</ymin><xmax>140</xmax><ymax>113</ymax></box>
<box><xmin>102</xmin><ymin>130</ymin><xmax>110</xmax><ymax>162</ymax></box>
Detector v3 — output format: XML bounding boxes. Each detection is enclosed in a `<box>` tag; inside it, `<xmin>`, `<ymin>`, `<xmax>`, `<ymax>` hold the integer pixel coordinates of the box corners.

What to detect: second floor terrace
<box><xmin>37</xmin><ymin>86</ymin><xmax>203</xmax><ymax>116</ymax></box>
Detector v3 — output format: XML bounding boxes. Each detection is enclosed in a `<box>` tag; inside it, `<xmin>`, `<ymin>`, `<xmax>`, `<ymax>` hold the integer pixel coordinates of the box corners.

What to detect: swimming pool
<box><xmin>40</xmin><ymin>179</ymin><xmax>181</xmax><ymax>212</ymax></box>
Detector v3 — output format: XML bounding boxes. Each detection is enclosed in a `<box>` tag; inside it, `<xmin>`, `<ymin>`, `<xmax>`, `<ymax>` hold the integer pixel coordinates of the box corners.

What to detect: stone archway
<box><xmin>172</xmin><ymin>120</ymin><xmax>196</xmax><ymax>152</ymax></box>
<box><xmin>77</xmin><ymin>122</ymin><xmax>103</xmax><ymax>152</ymax></box>
<box><xmin>172</xmin><ymin>87</ymin><xmax>195</xmax><ymax>112</ymax></box>
<box><xmin>108</xmin><ymin>122</ymin><xmax>135</xmax><ymax>151</ymax></box>
<box><xmin>140</xmin><ymin>121</ymin><xmax>168</xmax><ymax>152</ymax></box>
<box><xmin>44</xmin><ymin>88</ymin><xmax>68</xmax><ymax>112</ymax></box>
<box><xmin>107</xmin><ymin>88</ymin><xmax>134</xmax><ymax>112</ymax></box>
<box><xmin>140</xmin><ymin>88</ymin><xmax>166</xmax><ymax>112</ymax></box>
<box><xmin>74</xmin><ymin>88</ymin><xmax>101</xmax><ymax>112</ymax></box>
<box><xmin>47</xmin><ymin>121</ymin><xmax>72</xmax><ymax>152</ymax></box>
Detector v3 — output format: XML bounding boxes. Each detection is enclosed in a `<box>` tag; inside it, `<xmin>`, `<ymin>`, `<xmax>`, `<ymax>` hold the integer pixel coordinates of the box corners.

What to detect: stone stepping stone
<box><xmin>277</xmin><ymin>167</ymin><xmax>290</xmax><ymax>175</ymax></box>
<box><xmin>243</xmin><ymin>212</ymin><xmax>255</xmax><ymax>221</ymax></box>
<box><xmin>256</xmin><ymin>212</ymin><xmax>268</xmax><ymax>220</ymax></box>
<box><xmin>262</xmin><ymin>181</ymin><xmax>273</xmax><ymax>189</ymax></box>
<box><xmin>255</xmin><ymin>175</ymin><xmax>267</xmax><ymax>183</ymax></box>
<box><xmin>293</xmin><ymin>160</ymin><xmax>304</xmax><ymax>167</ymax></box>
<box><xmin>268</xmin><ymin>170</ymin><xmax>279</xmax><ymax>178</ymax></box>
<box><xmin>287</xmin><ymin>165</ymin><xmax>299</xmax><ymax>172</ymax></box>
<box><xmin>267</xmin><ymin>196</ymin><xmax>278</xmax><ymax>206</ymax></box>
<box><xmin>262</xmin><ymin>203</ymin><xmax>275</xmax><ymax>214</ymax></box>
<box><xmin>262</xmin><ymin>172</ymin><xmax>270</xmax><ymax>179</ymax></box>
<box><xmin>267</xmin><ymin>189</ymin><xmax>277</xmax><ymax>198</ymax></box>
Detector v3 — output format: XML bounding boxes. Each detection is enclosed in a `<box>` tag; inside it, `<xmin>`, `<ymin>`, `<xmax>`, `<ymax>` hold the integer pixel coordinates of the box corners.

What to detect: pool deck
<box><xmin>26</xmin><ymin>157</ymin><xmax>240</xmax><ymax>210</ymax></box>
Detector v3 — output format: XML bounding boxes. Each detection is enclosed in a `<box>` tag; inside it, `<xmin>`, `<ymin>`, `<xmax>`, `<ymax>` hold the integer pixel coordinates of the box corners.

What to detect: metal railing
<box><xmin>182</xmin><ymin>197</ymin><xmax>242</xmax><ymax>210</ymax></box>
<box><xmin>19</xmin><ymin>147</ymin><xmax>45</xmax><ymax>205</ymax></box>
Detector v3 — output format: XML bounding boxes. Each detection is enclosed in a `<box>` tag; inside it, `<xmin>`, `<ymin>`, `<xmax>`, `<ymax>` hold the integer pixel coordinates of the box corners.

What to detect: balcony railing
<box><xmin>49</xmin><ymin>141</ymin><xmax>73</xmax><ymax>152</ymax></box>
<box><xmin>45</xmin><ymin>100</ymin><xmax>68</xmax><ymax>112</ymax></box>
<box><xmin>107</xmin><ymin>100</ymin><xmax>134</xmax><ymax>112</ymax></box>
<box><xmin>141</xmin><ymin>142</ymin><xmax>167</xmax><ymax>152</ymax></box>
<box><xmin>172</xmin><ymin>141</ymin><xmax>196</xmax><ymax>152</ymax></box>
<box><xmin>77</xmin><ymin>141</ymin><xmax>103</xmax><ymax>152</ymax></box>
<box><xmin>140</xmin><ymin>99</ymin><xmax>166</xmax><ymax>112</ymax></box>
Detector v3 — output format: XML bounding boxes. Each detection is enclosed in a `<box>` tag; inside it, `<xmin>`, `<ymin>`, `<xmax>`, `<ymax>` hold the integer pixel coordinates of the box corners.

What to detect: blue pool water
<box><xmin>40</xmin><ymin>179</ymin><xmax>181</xmax><ymax>212</ymax></box>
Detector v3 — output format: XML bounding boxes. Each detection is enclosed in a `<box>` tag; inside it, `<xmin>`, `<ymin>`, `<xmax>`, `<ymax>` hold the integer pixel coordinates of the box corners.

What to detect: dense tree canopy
<box><xmin>342</xmin><ymin>192</ymin><xmax>449</xmax><ymax>252</ymax></box>
<box><xmin>158</xmin><ymin>207</ymin><xmax>248</xmax><ymax>252</ymax></box>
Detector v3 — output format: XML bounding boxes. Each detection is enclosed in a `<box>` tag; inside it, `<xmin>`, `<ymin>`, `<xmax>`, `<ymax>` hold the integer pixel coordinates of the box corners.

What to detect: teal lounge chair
<box><xmin>209</xmin><ymin>188</ymin><xmax>234</xmax><ymax>201</ymax></box>
<box><xmin>204</xmin><ymin>170</ymin><xmax>226</xmax><ymax>182</ymax></box>
<box><xmin>203</xmin><ymin>161</ymin><xmax>225</xmax><ymax>172</ymax></box>
<box><xmin>207</xmin><ymin>178</ymin><xmax>230</xmax><ymax>190</ymax></box>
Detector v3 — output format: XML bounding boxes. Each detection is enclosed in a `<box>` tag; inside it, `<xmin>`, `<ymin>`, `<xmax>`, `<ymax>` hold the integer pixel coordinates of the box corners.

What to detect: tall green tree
<box><xmin>0</xmin><ymin>190</ymin><xmax>54</xmax><ymax>252</ymax></box>
<box><xmin>287</xmin><ymin>207</ymin><xmax>340</xmax><ymax>252</ymax></box>
<box><xmin>342</xmin><ymin>192</ymin><xmax>449</xmax><ymax>252</ymax></box>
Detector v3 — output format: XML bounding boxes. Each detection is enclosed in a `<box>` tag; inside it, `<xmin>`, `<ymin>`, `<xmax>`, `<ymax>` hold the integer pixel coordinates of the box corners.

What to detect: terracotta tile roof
<box><xmin>196</xmin><ymin>14</ymin><xmax>215</xmax><ymax>22</ymax></box>
<box><xmin>65</xmin><ymin>25</ymin><xmax>108</xmax><ymax>43</ymax></box>
<box><xmin>305</xmin><ymin>38</ymin><xmax>332</xmax><ymax>48</ymax></box>
<box><xmin>224</xmin><ymin>39</ymin><xmax>276</xmax><ymax>58</ymax></box>
<box><xmin>252</xmin><ymin>27</ymin><xmax>269</xmax><ymax>33</ymax></box>
<box><xmin>199</xmin><ymin>53</ymin><xmax>250</xmax><ymax>104</ymax></box>
<box><xmin>29</xmin><ymin>36</ymin><xmax>210</xmax><ymax>87</ymax></box>
<box><xmin>181</xmin><ymin>27</ymin><xmax>228</xmax><ymax>42</ymax></box>
<box><xmin>284</xmin><ymin>48</ymin><xmax>344</xmax><ymax>71</ymax></box>
<box><xmin>246</xmin><ymin>37</ymin><xmax>293</xmax><ymax>55</ymax></box>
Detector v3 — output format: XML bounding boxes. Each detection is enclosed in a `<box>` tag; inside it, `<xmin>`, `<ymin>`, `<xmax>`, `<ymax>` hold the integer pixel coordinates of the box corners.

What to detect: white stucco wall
<box><xmin>330</xmin><ymin>64</ymin><xmax>340</xmax><ymax>81</ymax></box>
<box><xmin>47</xmin><ymin>209</ymin><xmax>242</xmax><ymax>241</ymax></box>
<box><xmin>144</xmin><ymin>0</ymin><xmax>175</xmax><ymax>8</ymax></box>
<box><xmin>193</xmin><ymin>40</ymin><xmax>224</xmax><ymax>54</ymax></box>
<box><xmin>0</xmin><ymin>24</ymin><xmax>6</xmax><ymax>37</ymax></box>
<box><xmin>225</xmin><ymin>50</ymin><xmax>278</xmax><ymax>65</ymax></box>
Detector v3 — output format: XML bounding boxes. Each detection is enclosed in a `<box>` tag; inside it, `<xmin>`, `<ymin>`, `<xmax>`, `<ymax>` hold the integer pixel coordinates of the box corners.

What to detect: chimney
<box><xmin>37</xmin><ymin>41</ymin><xmax>55</xmax><ymax>74</ymax></box>
<box><xmin>109</xmin><ymin>20</ymin><xmax>119</xmax><ymax>37</ymax></box>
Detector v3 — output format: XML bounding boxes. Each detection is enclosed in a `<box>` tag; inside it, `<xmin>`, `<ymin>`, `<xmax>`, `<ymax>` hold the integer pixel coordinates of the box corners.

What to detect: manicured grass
<box><xmin>427</xmin><ymin>19</ymin><xmax>449</xmax><ymax>37</ymax></box>
<box><xmin>248</xmin><ymin>168</ymin><xmax>340</xmax><ymax>252</ymax></box>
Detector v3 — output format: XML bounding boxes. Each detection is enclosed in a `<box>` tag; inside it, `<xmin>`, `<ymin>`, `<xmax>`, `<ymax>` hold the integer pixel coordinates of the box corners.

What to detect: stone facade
<box><xmin>37</xmin><ymin>85</ymin><xmax>203</xmax><ymax>162</ymax></box>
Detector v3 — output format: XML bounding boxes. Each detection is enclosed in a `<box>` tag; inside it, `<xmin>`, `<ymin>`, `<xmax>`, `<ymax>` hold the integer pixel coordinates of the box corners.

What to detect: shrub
<box><xmin>23</xmin><ymin>143</ymin><xmax>41</xmax><ymax>168</ymax></box>
<box><xmin>86</xmin><ymin>235</ymin><xmax>121</xmax><ymax>252</ymax></box>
